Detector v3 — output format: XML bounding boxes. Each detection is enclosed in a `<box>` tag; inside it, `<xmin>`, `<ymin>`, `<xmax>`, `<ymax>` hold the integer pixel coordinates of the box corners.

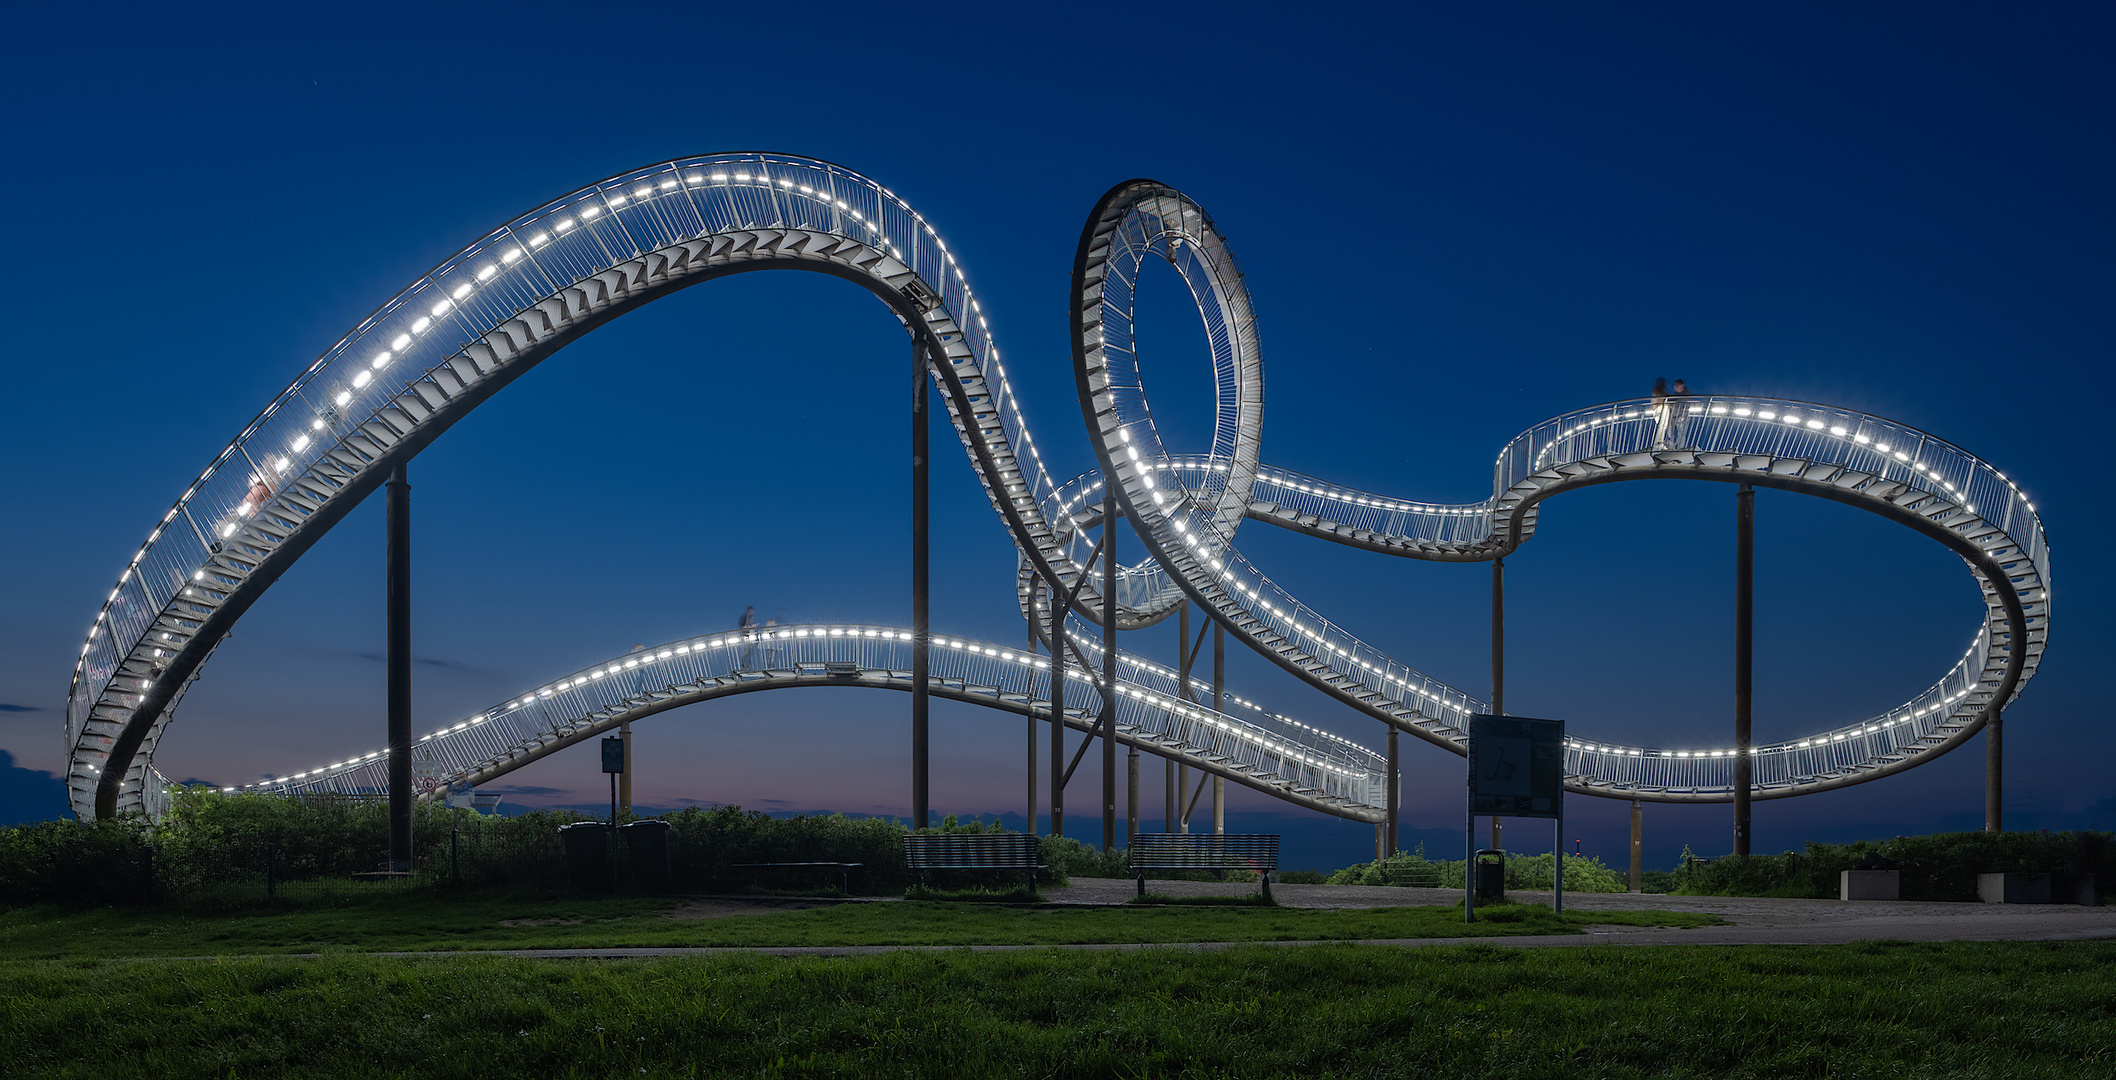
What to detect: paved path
<box><xmin>360</xmin><ymin>880</ymin><xmax>2116</xmax><ymax>960</ymax></box>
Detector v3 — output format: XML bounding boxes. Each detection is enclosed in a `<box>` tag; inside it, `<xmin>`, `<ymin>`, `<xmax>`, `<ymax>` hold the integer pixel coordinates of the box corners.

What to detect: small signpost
<box><xmin>1466</xmin><ymin>714</ymin><xmax>1565</xmax><ymax>922</ymax></box>
<box><xmin>443</xmin><ymin>777</ymin><xmax>476</xmax><ymax>811</ymax></box>
<box><xmin>413</xmin><ymin>754</ymin><xmax>448</xmax><ymax>797</ymax></box>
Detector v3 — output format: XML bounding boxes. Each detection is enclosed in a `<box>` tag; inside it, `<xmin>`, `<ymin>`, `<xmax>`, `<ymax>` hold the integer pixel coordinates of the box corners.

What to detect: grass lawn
<box><xmin>0</xmin><ymin>889</ymin><xmax>1717</xmax><ymax>958</ymax></box>
<box><xmin>3</xmin><ymin>941</ymin><xmax>2112</xmax><ymax>1078</ymax></box>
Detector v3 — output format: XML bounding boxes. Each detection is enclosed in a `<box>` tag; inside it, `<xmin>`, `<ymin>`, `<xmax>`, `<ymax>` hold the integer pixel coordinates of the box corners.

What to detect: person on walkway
<box><xmin>738</xmin><ymin>606</ymin><xmax>757</xmax><ymax>669</ymax></box>
<box><xmin>1650</xmin><ymin>378</ymin><xmax>1672</xmax><ymax>449</ymax></box>
<box><xmin>1668</xmin><ymin>379</ymin><xmax>1692</xmax><ymax>447</ymax></box>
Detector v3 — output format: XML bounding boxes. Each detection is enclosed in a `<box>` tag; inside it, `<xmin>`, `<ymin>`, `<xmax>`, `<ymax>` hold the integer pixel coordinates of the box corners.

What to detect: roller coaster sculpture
<box><xmin>64</xmin><ymin>155</ymin><xmax>2050</xmax><ymax>826</ymax></box>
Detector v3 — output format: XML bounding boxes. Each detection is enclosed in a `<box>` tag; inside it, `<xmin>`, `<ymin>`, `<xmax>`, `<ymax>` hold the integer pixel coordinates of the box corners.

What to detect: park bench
<box><xmin>902</xmin><ymin>833</ymin><xmax>1044</xmax><ymax>889</ymax></box>
<box><xmin>1128</xmin><ymin>833</ymin><xmax>1280</xmax><ymax>898</ymax></box>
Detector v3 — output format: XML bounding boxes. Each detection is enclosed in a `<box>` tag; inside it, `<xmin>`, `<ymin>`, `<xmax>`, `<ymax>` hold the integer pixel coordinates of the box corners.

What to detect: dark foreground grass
<box><xmin>0</xmin><ymin>893</ymin><xmax>1715</xmax><ymax>958</ymax></box>
<box><xmin>4</xmin><ymin>941</ymin><xmax>2112</xmax><ymax>1078</ymax></box>
<box><xmin>1129</xmin><ymin>890</ymin><xmax>1279</xmax><ymax>906</ymax></box>
<box><xmin>900</xmin><ymin>883</ymin><xmax>1043</xmax><ymax>903</ymax></box>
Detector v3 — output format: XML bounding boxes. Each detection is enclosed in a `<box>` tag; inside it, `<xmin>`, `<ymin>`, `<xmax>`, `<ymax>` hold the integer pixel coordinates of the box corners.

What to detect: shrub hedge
<box><xmin>1675</xmin><ymin>831</ymin><xmax>2114</xmax><ymax>900</ymax></box>
<box><xmin>9</xmin><ymin>791</ymin><xmax>2101</xmax><ymax>908</ymax></box>
<box><xmin>0</xmin><ymin>795</ymin><xmax>1102</xmax><ymax>905</ymax></box>
<box><xmin>1326</xmin><ymin>849</ymin><xmax>1631</xmax><ymax>893</ymax></box>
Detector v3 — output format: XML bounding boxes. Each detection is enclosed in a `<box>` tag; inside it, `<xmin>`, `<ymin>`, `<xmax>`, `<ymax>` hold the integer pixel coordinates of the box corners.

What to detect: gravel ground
<box><xmin>1045</xmin><ymin>876</ymin><xmax>2116</xmax><ymax>946</ymax></box>
<box><xmin>442</xmin><ymin>881</ymin><xmax>2116</xmax><ymax>959</ymax></box>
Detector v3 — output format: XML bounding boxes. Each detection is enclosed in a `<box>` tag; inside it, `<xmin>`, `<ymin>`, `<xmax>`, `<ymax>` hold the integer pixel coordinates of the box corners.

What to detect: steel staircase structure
<box><xmin>225</xmin><ymin>624</ymin><xmax>1385</xmax><ymax>821</ymax></box>
<box><xmin>64</xmin><ymin>158</ymin><xmax>2049</xmax><ymax>821</ymax></box>
<box><xmin>1062</xmin><ymin>180</ymin><xmax>2047</xmax><ymax>804</ymax></box>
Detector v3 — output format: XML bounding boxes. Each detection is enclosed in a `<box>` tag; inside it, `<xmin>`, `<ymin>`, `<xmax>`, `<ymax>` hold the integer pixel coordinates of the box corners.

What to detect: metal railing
<box><xmin>225</xmin><ymin>625</ymin><xmax>1384</xmax><ymax>818</ymax></box>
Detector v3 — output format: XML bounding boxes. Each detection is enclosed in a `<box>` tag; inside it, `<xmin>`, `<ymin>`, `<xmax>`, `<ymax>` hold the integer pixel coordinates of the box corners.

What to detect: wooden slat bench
<box><xmin>1128</xmin><ymin>833</ymin><xmax>1280</xmax><ymax>898</ymax></box>
<box><xmin>902</xmin><ymin>833</ymin><xmax>1044</xmax><ymax>889</ymax></box>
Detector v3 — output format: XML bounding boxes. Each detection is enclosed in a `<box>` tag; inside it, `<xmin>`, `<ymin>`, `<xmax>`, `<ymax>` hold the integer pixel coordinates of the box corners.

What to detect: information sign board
<box><xmin>1467</xmin><ymin>714</ymin><xmax>1564</xmax><ymax>819</ymax></box>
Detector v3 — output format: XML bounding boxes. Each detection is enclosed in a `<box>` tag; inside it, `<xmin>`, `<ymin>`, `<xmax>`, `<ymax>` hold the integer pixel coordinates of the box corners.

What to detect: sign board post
<box><xmin>1466</xmin><ymin>714</ymin><xmax>1565</xmax><ymax>922</ymax></box>
<box><xmin>600</xmin><ymin>736</ymin><xmax>625</xmax><ymax>825</ymax></box>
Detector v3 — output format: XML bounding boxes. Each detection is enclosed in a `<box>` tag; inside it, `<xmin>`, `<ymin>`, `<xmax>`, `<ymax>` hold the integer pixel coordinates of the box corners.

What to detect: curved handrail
<box><xmin>211</xmin><ymin>625</ymin><xmax>1385</xmax><ymax>821</ymax></box>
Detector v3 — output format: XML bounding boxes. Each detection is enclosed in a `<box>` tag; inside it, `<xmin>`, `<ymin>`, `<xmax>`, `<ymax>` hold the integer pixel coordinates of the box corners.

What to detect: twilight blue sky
<box><xmin>2</xmin><ymin>2</ymin><xmax>2109</xmax><ymax>869</ymax></box>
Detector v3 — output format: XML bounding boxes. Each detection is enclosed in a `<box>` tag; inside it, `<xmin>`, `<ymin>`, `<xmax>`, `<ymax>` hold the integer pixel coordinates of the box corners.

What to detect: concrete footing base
<box><xmin>1979</xmin><ymin>872</ymin><xmax>2050</xmax><ymax>904</ymax></box>
<box><xmin>1840</xmin><ymin>869</ymin><xmax>1900</xmax><ymax>901</ymax></box>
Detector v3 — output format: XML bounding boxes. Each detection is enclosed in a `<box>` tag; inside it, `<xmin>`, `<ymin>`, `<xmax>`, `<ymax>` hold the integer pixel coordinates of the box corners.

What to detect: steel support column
<box><xmin>1127</xmin><ymin>748</ymin><xmax>1139</xmax><ymax>843</ymax></box>
<box><xmin>1027</xmin><ymin>617</ymin><xmax>1038</xmax><ymax>833</ymax></box>
<box><xmin>911</xmin><ymin>339</ymin><xmax>931</xmax><ymax>831</ymax></box>
<box><xmin>385</xmin><ymin>464</ymin><xmax>412</xmax><ymax>874</ymax></box>
<box><xmin>1166</xmin><ymin>758</ymin><xmax>1176</xmax><ymax>834</ymax></box>
<box><xmin>1176</xmin><ymin>602</ymin><xmax>1191</xmax><ymax>834</ymax></box>
<box><xmin>618</xmin><ymin>720</ymin><xmax>632</xmax><ymax>817</ymax></box>
<box><xmin>1051</xmin><ymin>589</ymin><xmax>1066</xmax><ymax>839</ymax></box>
<box><xmin>1212</xmin><ymin>622</ymin><xmax>1225</xmax><ymax>835</ymax></box>
<box><xmin>1986</xmin><ymin>705</ymin><xmax>2003</xmax><ymax>832</ymax></box>
<box><xmin>1386</xmin><ymin>726</ymin><xmax>1399</xmax><ymax>855</ymax></box>
<box><xmin>1491</xmin><ymin>555</ymin><xmax>1504</xmax><ymax>852</ymax></box>
<box><xmin>1491</xmin><ymin>557</ymin><xmax>1505</xmax><ymax>716</ymax></box>
<box><xmin>1101</xmin><ymin>492</ymin><xmax>1118</xmax><ymax>852</ymax></box>
<box><xmin>1735</xmin><ymin>483</ymin><xmax>1754</xmax><ymax>856</ymax></box>
<box><xmin>1629</xmin><ymin>799</ymin><xmax>1643</xmax><ymax>892</ymax></box>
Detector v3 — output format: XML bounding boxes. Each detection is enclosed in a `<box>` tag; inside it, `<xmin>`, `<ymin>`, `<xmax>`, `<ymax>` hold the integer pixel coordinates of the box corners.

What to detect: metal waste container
<box><xmin>1474</xmin><ymin>848</ymin><xmax>1506</xmax><ymax>901</ymax></box>
<box><xmin>559</xmin><ymin>822</ymin><xmax>612</xmax><ymax>890</ymax></box>
<box><xmin>621</xmin><ymin>819</ymin><xmax>671</xmax><ymax>892</ymax></box>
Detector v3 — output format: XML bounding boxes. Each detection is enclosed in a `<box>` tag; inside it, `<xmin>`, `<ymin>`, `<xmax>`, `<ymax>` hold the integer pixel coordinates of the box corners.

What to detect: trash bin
<box><xmin>559</xmin><ymin>822</ymin><xmax>612</xmax><ymax>890</ymax></box>
<box><xmin>621</xmin><ymin>820</ymin><xmax>671</xmax><ymax>892</ymax></box>
<box><xmin>1474</xmin><ymin>848</ymin><xmax>1506</xmax><ymax>901</ymax></box>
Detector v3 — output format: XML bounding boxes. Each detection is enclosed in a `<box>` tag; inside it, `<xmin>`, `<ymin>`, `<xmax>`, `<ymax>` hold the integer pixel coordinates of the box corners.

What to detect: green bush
<box><xmin>1327</xmin><ymin>850</ymin><xmax>1628</xmax><ymax>893</ymax></box>
<box><xmin>153</xmin><ymin>788</ymin><xmax>582</xmax><ymax>898</ymax></box>
<box><xmin>1674</xmin><ymin>831</ymin><xmax>2114</xmax><ymax>900</ymax></box>
<box><xmin>1</xmin><ymin>794</ymin><xmax>1109</xmax><ymax>905</ymax></box>
<box><xmin>0</xmin><ymin>818</ymin><xmax>154</xmax><ymax>905</ymax></box>
<box><xmin>1327</xmin><ymin>850</ymin><xmax>1450</xmax><ymax>887</ymax></box>
<box><xmin>1673</xmin><ymin>851</ymin><xmax>1811</xmax><ymax>898</ymax></box>
<box><xmin>663</xmin><ymin>806</ymin><xmax>919</xmax><ymax>894</ymax></box>
<box><xmin>1494</xmin><ymin>852</ymin><xmax>1629</xmax><ymax>893</ymax></box>
<box><xmin>1038</xmin><ymin>834</ymin><xmax>1128</xmax><ymax>880</ymax></box>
